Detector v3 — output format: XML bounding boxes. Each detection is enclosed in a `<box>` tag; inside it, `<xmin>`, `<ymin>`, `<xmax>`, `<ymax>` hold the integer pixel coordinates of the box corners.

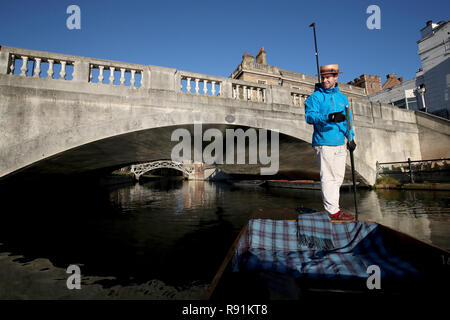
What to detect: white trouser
<box><xmin>314</xmin><ymin>145</ymin><xmax>347</xmax><ymax>214</ymax></box>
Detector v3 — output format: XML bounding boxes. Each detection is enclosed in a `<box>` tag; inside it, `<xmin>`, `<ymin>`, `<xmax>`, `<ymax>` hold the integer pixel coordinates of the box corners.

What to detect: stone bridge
<box><xmin>130</xmin><ymin>160</ymin><xmax>194</xmax><ymax>180</ymax></box>
<box><xmin>1</xmin><ymin>45</ymin><xmax>449</xmax><ymax>185</ymax></box>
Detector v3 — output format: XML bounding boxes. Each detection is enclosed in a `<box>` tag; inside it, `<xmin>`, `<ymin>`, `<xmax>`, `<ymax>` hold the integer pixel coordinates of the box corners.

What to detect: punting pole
<box><xmin>345</xmin><ymin>105</ymin><xmax>358</xmax><ymax>221</ymax></box>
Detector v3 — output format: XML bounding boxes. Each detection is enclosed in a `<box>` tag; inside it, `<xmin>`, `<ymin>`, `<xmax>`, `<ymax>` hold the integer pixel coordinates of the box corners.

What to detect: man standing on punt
<box><xmin>305</xmin><ymin>64</ymin><xmax>356</xmax><ymax>221</ymax></box>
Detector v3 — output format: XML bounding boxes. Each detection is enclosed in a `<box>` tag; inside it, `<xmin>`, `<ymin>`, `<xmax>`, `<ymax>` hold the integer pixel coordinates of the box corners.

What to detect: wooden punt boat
<box><xmin>205</xmin><ymin>207</ymin><xmax>449</xmax><ymax>301</ymax></box>
<box><xmin>231</xmin><ymin>180</ymin><xmax>267</xmax><ymax>187</ymax></box>
<box><xmin>266</xmin><ymin>180</ymin><xmax>358</xmax><ymax>190</ymax></box>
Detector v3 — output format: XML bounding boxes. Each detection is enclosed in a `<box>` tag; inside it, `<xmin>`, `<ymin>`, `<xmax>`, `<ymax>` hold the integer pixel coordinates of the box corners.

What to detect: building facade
<box><xmin>347</xmin><ymin>74</ymin><xmax>382</xmax><ymax>95</ymax></box>
<box><xmin>230</xmin><ymin>47</ymin><xmax>367</xmax><ymax>103</ymax></box>
<box><xmin>367</xmin><ymin>78</ymin><xmax>419</xmax><ymax>110</ymax></box>
<box><xmin>366</xmin><ymin>20</ymin><xmax>449</xmax><ymax>119</ymax></box>
<box><xmin>416</xmin><ymin>20</ymin><xmax>450</xmax><ymax>118</ymax></box>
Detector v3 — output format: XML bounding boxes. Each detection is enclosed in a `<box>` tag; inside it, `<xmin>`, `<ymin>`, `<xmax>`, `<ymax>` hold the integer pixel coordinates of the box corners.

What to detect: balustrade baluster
<box><xmin>257</xmin><ymin>88</ymin><xmax>261</xmax><ymax>102</ymax></box>
<box><xmin>33</xmin><ymin>58</ymin><xmax>41</xmax><ymax>78</ymax></box>
<box><xmin>60</xmin><ymin>61</ymin><xmax>66</xmax><ymax>80</ymax></box>
<box><xmin>9</xmin><ymin>54</ymin><xmax>15</xmax><ymax>74</ymax></box>
<box><xmin>211</xmin><ymin>81</ymin><xmax>216</xmax><ymax>95</ymax></box>
<box><xmin>120</xmin><ymin>68</ymin><xmax>125</xmax><ymax>85</ymax></box>
<box><xmin>89</xmin><ymin>64</ymin><xmax>93</xmax><ymax>82</ymax></box>
<box><xmin>186</xmin><ymin>77</ymin><xmax>191</xmax><ymax>93</ymax></box>
<box><xmin>195</xmin><ymin>79</ymin><xmax>199</xmax><ymax>94</ymax></box>
<box><xmin>98</xmin><ymin>66</ymin><xmax>104</xmax><ymax>83</ymax></box>
<box><xmin>109</xmin><ymin>66</ymin><xmax>115</xmax><ymax>85</ymax></box>
<box><xmin>130</xmin><ymin>70</ymin><xmax>136</xmax><ymax>88</ymax></box>
<box><xmin>20</xmin><ymin>56</ymin><xmax>28</xmax><ymax>76</ymax></box>
<box><xmin>47</xmin><ymin>59</ymin><xmax>54</xmax><ymax>79</ymax></box>
<box><xmin>203</xmin><ymin>79</ymin><xmax>208</xmax><ymax>95</ymax></box>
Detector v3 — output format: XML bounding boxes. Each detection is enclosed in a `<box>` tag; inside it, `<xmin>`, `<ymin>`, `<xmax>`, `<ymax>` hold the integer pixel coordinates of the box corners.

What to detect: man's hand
<box><xmin>328</xmin><ymin>111</ymin><xmax>346</xmax><ymax>123</ymax></box>
<box><xmin>347</xmin><ymin>140</ymin><xmax>356</xmax><ymax>152</ymax></box>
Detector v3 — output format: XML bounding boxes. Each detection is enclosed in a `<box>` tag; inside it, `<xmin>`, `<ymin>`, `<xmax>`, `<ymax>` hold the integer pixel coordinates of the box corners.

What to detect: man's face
<box><xmin>321</xmin><ymin>74</ymin><xmax>338</xmax><ymax>89</ymax></box>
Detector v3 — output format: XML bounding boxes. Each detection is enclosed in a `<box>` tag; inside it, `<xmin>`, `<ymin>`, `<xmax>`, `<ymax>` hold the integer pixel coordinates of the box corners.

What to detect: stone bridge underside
<box><xmin>1</xmin><ymin>46</ymin><xmax>449</xmax><ymax>185</ymax></box>
<box><xmin>2</xmin><ymin>123</ymin><xmax>331</xmax><ymax>181</ymax></box>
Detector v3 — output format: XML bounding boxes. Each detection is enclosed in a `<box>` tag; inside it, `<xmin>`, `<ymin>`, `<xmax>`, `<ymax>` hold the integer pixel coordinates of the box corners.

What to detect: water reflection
<box><xmin>357</xmin><ymin>189</ymin><xmax>450</xmax><ymax>248</ymax></box>
<box><xmin>0</xmin><ymin>179</ymin><xmax>448</xmax><ymax>299</ymax></box>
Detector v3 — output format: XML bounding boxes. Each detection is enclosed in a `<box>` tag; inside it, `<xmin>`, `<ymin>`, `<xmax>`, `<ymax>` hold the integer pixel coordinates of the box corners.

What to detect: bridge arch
<box><xmin>130</xmin><ymin>160</ymin><xmax>195</xmax><ymax>180</ymax></box>
<box><xmin>1</xmin><ymin>112</ymin><xmax>365</xmax><ymax>184</ymax></box>
<box><xmin>0</xmin><ymin>88</ymin><xmax>371</xmax><ymax>184</ymax></box>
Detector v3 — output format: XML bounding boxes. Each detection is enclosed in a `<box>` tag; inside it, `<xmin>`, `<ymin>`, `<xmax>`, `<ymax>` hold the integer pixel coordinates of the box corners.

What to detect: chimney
<box><xmin>242</xmin><ymin>51</ymin><xmax>254</xmax><ymax>64</ymax></box>
<box><xmin>421</xmin><ymin>20</ymin><xmax>438</xmax><ymax>39</ymax></box>
<box><xmin>256</xmin><ymin>47</ymin><xmax>267</xmax><ymax>65</ymax></box>
<box><xmin>382</xmin><ymin>73</ymin><xmax>403</xmax><ymax>90</ymax></box>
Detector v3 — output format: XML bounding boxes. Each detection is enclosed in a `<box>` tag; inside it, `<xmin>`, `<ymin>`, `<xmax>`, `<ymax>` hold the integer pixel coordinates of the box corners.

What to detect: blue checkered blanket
<box><xmin>297</xmin><ymin>210</ymin><xmax>334</xmax><ymax>250</ymax></box>
<box><xmin>242</xmin><ymin>215</ymin><xmax>419</xmax><ymax>280</ymax></box>
<box><xmin>248</xmin><ymin>219</ymin><xmax>298</xmax><ymax>252</ymax></box>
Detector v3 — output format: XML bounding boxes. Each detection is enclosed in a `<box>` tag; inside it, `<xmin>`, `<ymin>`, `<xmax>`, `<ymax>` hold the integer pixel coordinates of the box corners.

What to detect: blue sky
<box><xmin>0</xmin><ymin>0</ymin><xmax>448</xmax><ymax>84</ymax></box>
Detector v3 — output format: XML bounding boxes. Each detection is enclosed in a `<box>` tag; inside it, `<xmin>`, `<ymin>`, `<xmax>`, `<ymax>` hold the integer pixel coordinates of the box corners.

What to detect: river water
<box><xmin>0</xmin><ymin>178</ymin><xmax>449</xmax><ymax>299</ymax></box>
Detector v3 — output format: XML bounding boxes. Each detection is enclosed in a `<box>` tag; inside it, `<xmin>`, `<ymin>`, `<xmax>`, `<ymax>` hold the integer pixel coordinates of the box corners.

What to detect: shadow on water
<box><xmin>0</xmin><ymin>174</ymin><xmax>448</xmax><ymax>299</ymax></box>
<box><xmin>0</xmin><ymin>176</ymin><xmax>242</xmax><ymax>295</ymax></box>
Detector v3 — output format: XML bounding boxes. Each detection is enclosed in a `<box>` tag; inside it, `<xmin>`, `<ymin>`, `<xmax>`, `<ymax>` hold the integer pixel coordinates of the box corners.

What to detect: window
<box><xmin>406</xmin><ymin>97</ymin><xmax>418</xmax><ymax>110</ymax></box>
<box><xmin>393</xmin><ymin>99</ymin><xmax>406</xmax><ymax>109</ymax></box>
<box><xmin>258</xmin><ymin>80</ymin><xmax>266</xmax><ymax>84</ymax></box>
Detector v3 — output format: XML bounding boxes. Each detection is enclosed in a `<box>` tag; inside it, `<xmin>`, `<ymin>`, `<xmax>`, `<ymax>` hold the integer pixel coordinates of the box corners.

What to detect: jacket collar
<box><xmin>314</xmin><ymin>83</ymin><xmax>340</xmax><ymax>94</ymax></box>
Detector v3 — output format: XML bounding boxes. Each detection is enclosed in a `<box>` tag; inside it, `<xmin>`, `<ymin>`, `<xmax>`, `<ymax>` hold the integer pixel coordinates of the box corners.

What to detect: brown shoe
<box><xmin>329</xmin><ymin>210</ymin><xmax>354</xmax><ymax>221</ymax></box>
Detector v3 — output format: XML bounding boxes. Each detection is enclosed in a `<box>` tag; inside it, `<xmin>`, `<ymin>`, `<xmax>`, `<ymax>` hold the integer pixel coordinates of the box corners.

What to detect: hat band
<box><xmin>321</xmin><ymin>69</ymin><xmax>338</xmax><ymax>74</ymax></box>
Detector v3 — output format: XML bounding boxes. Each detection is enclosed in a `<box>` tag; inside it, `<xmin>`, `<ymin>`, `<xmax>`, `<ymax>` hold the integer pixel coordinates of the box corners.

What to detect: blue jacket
<box><xmin>305</xmin><ymin>84</ymin><xmax>355</xmax><ymax>147</ymax></box>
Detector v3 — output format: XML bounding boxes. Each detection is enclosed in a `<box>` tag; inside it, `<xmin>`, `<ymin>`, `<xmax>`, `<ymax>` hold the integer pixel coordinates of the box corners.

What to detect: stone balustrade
<box><xmin>8</xmin><ymin>53</ymin><xmax>74</xmax><ymax>80</ymax></box>
<box><xmin>179</xmin><ymin>71</ymin><xmax>268</xmax><ymax>103</ymax></box>
<box><xmin>0</xmin><ymin>46</ymin><xmax>144</xmax><ymax>88</ymax></box>
<box><xmin>291</xmin><ymin>90</ymin><xmax>308</xmax><ymax>107</ymax></box>
<box><xmin>231</xmin><ymin>81</ymin><xmax>267</xmax><ymax>103</ymax></box>
<box><xmin>180</xmin><ymin>73</ymin><xmax>222</xmax><ymax>96</ymax></box>
<box><xmin>0</xmin><ymin>46</ymin><xmax>367</xmax><ymax>105</ymax></box>
<box><xmin>89</xmin><ymin>63</ymin><xmax>143</xmax><ymax>88</ymax></box>
<box><xmin>0</xmin><ymin>45</ymin><xmax>421</xmax><ymax>124</ymax></box>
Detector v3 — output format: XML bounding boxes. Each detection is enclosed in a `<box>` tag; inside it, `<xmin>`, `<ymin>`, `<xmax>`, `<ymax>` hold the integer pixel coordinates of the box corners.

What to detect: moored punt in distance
<box><xmin>266</xmin><ymin>180</ymin><xmax>358</xmax><ymax>190</ymax></box>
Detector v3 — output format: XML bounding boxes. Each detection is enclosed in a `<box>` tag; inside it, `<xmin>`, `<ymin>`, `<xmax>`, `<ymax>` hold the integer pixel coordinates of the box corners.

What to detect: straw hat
<box><xmin>319</xmin><ymin>64</ymin><xmax>343</xmax><ymax>75</ymax></box>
